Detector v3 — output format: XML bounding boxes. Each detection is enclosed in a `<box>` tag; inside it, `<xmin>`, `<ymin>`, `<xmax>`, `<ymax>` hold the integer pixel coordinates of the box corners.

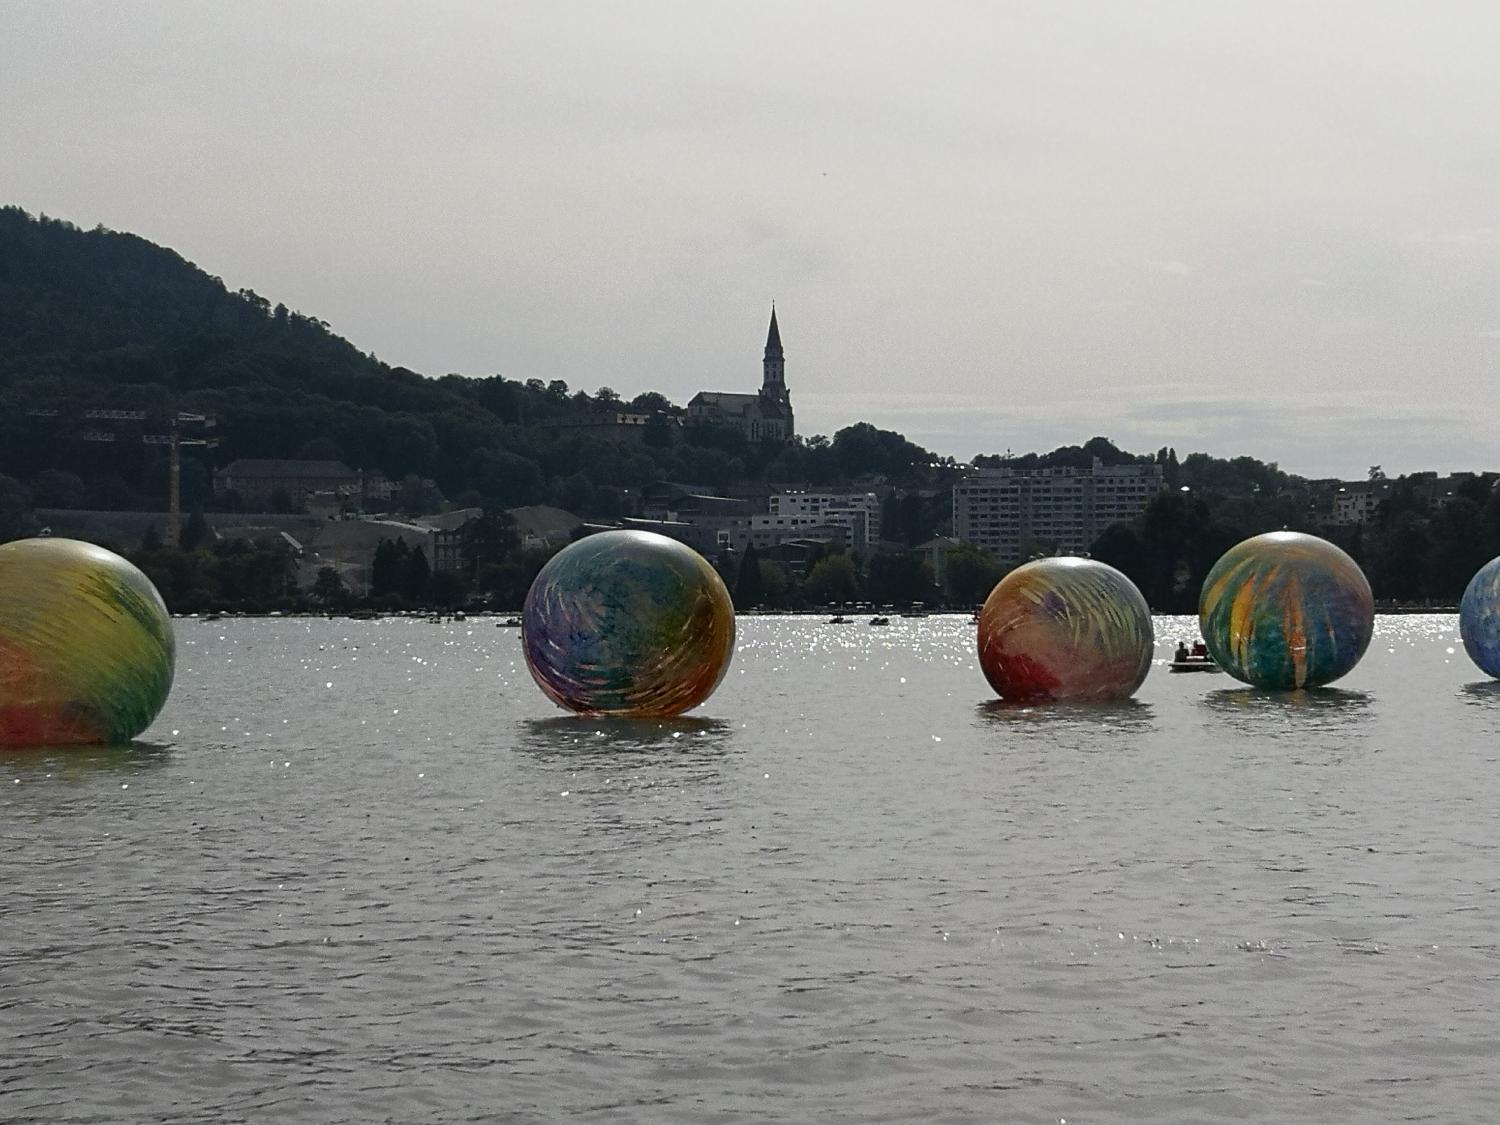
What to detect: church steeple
<box><xmin>762</xmin><ymin>304</ymin><xmax>786</xmax><ymax>401</ymax></box>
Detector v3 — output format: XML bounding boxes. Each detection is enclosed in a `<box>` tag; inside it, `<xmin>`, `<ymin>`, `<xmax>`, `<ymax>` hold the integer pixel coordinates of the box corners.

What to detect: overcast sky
<box><xmin>5</xmin><ymin>2</ymin><xmax>1499</xmax><ymax>478</ymax></box>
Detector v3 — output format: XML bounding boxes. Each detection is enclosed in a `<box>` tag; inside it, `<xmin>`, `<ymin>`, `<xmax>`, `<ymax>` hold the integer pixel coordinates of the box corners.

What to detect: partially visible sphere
<box><xmin>0</xmin><ymin>537</ymin><xmax>175</xmax><ymax>745</ymax></box>
<box><xmin>1199</xmin><ymin>531</ymin><xmax>1373</xmax><ymax>690</ymax></box>
<box><xmin>1460</xmin><ymin>556</ymin><xmax>1500</xmax><ymax>677</ymax></box>
<box><xmin>522</xmin><ymin>530</ymin><xmax>735</xmax><ymax>716</ymax></box>
<box><xmin>977</xmin><ymin>557</ymin><xmax>1153</xmax><ymax>702</ymax></box>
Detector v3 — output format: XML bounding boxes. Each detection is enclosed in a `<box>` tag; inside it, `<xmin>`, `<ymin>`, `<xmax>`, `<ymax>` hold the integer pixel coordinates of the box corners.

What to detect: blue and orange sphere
<box><xmin>977</xmin><ymin>557</ymin><xmax>1153</xmax><ymax>702</ymax></box>
<box><xmin>1199</xmin><ymin>531</ymin><xmax>1373</xmax><ymax>690</ymax></box>
<box><xmin>522</xmin><ymin>530</ymin><xmax>735</xmax><ymax>716</ymax></box>
<box><xmin>1460</xmin><ymin>556</ymin><xmax>1500</xmax><ymax>678</ymax></box>
<box><xmin>0</xmin><ymin>537</ymin><xmax>175</xmax><ymax>745</ymax></box>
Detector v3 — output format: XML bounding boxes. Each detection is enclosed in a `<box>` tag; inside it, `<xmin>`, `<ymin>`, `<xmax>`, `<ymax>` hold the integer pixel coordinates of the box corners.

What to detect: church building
<box><xmin>687</xmin><ymin>307</ymin><xmax>795</xmax><ymax>443</ymax></box>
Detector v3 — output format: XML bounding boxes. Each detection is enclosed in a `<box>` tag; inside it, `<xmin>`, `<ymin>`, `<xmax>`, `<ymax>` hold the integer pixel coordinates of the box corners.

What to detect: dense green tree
<box><xmin>400</xmin><ymin>545</ymin><xmax>431</xmax><ymax>601</ymax></box>
<box><xmin>803</xmin><ymin>554</ymin><xmax>860</xmax><ymax>605</ymax></box>
<box><xmin>759</xmin><ymin>559</ymin><xmax>790</xmax><ymax>607</ymax></box>
<box><xmin>865</xmin><ymin>548</ymin><xmax>935</xmax><ymax>606</ymax></box>
<box><xmin>427</xmin><ymin>569</ymin><xmax>468</xmax><ymax>609</ymax></box>
<box><xmin>370</xmin><ymin>537</ymin><xmax>407</xmax><ymax>597</ymax></box>
<box><xmin>312</xmin><ymin>565</ymin><xmax>348</xmax><ymax>604</ymax></box>
<box><xmin>31</xmin><ymin>469</ymin><xmax>85</xmax><ymax>508</ymax></box>
<box><xmin>180</xmin><ymin>510</ymin><xmax>210</xmax><ymax>551</ymax></box>
<box><xmin>0</xmin><ymin>475</ymin><xmax>37</xmax><ymax>542</ymax></box>
<box><xmin>943</xmin><ymin>543</ymin><xmax>1003</xmax><ymax>607</ymax></box>
<box><xmin>733</xmin><ymin>544</ymin><xmax>764</xmax><ymax>609</ymax></box>
<box><xmin>460</xmin><ymin>512</ymin><xmax>520</xmax><ymax>576</ymax></box>
<box><xmin>397</xmin><ymin>474</ymin><xmax>445</xmax><ymax>516</ymax></box>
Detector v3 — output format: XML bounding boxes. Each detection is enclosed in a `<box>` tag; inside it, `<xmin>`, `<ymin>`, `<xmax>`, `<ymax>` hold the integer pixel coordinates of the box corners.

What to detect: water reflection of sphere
<box><xmin>0</xmin><ymin>537</ymin><xmax>175</xmax><ymax>745</ymax></box>
<box><xmin>1199</xmin><ymin>531</ymin><xmax>1372</xmax><ymax>690</ymax></box>
<box><xmin>976</xmin><ymin>557</ymin><xmax>1153</xmax><ymax>702</ymax></box>
<box><xmin>522</xmin><ymin>530</ymin><xmax>735</xmax><ymax>716</ymax></box>
<box><xmin>1460</xmin><ymin>557</ymin><xmax>1500</xmax><ymax>677</ymax></box>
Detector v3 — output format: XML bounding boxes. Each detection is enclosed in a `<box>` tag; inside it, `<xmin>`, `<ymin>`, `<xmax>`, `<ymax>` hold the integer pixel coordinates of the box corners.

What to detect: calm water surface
<box><xmin>4</xmin><ymin>614</ymin><xmax>1500</xmax><ymax>1123</ymax></box>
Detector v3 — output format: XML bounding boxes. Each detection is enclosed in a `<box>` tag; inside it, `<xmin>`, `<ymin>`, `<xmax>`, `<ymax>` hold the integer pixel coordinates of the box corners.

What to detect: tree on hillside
<box><xmin>401</xmin><ymin>546</ymin><xmax>431</xmax><ymax>601</ymax></box>
<box><xmin>370</xmin><ymin>536</ymin><xmax>408</xmax><ymax>598</ymax></box>
<box><xmin>180</xmin><ymin>510</ymin><xmax>210</xmax><ymax>551</ymax></box>
<box><xmin>312</xmin><ymin>566</ymin><xmax>348</xmax><ymax>605</ymax></box>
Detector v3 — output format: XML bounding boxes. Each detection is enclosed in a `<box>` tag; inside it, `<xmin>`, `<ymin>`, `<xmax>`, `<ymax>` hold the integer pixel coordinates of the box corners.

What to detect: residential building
<box><xmin>1331</xmin><ymin>482</ymin><xmax>1390</xmax><ymax>526</ymax></box>
<box><xmin>953</xmin><ymin>458</ymin><xmax>1165</xmax><ymax>562</ymax></box>
<box><xmin>727</xmin><ymin>513</ymin><xmax>848</xmax><ymax>553</ymax></box>
<box><xmin>767</xmin><ymin>490</ymin><xmax>881</xmax><ymax>551</ymax></box>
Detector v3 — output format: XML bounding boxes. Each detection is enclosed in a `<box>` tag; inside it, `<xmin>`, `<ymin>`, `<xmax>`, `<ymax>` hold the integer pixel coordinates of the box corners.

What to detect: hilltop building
<box><xmin>688</xmin><ymin>307</ymin><xmax>795</xmax><ymax>443</ymax></box>
<box><xmin>212</xmin><ymin>459</ymin><xmax>393</xmax><ymax>509</ymax></box>
<box><xmin>953</xmin><ymin>458</ymin><xmax>1165</xmax><ymax>562</ymax></box>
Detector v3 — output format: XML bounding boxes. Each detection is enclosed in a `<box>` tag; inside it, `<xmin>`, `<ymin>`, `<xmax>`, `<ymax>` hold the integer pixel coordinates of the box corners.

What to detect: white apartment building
<box><xmin>767</xmin><ymin>491</ymin><xmax>881</xmax><ymax>551</ymax></box>
<box><xmin>952</xmin><ymin>458</ymin><xmax>1165</xmax><ymax>562</ymax></box>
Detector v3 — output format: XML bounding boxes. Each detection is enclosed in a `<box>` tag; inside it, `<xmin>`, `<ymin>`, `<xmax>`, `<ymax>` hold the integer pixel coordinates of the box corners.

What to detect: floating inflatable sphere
<box><xmin>0</xmin><ymin>537</ymin><xmax>175</xmax><ymax>745</ymax></box>
<box><xmin>1460</xmin><ymin>556</ymin><xmax>1500</xmax><ymax>677</ymax></box>
<box><xmin>976</xmin><ymin>557</ymin><xmax>1153</xmax><ymax>702</ymax></box>
<box><xmin>1199</xmin><ymin>531</ymin><xmax>1373</xmax><ymax>690</ymax></box>
<box><xmin>522</xmin><ymin>530</ymin><xmax>735</xmax><ymax>716</ymax></box>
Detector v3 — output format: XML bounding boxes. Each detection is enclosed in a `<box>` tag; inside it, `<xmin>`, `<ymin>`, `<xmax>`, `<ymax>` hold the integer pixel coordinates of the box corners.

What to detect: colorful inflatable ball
<box><xmin>1460</xmin><ymin>556</ymin><xmax>1500</xmax><ymax>678</ymax></box>
<box><xmin>522</xmin><ymin>529</ymin><xmax>735</xmax><ymax>716</ymax></box>
<box><xmin>1199</xmin><ymin>530</ymin><xmax>1373</xmax><ymax>690</ymax></box>
<box><xmin>0</xmin><ymin>537</ymin><xmax>175</xmax><ymax>745</ymax></box>
<box><xmin>976</xmin><ymin>556</ymin><xmax>1153</xmax><ymax>702</ymax></box>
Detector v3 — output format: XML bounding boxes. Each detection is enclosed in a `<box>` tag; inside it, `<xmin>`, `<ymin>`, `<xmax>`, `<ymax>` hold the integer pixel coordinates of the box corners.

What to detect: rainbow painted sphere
<box><xmin>0</xmin><ymin>537</ymin><xmax>175</xmax><ymax>745</ymax></box>
<box><xmin>1199</xmin><ymin>531</ymin><xmax>1373</xmax><ymax>690</ymax></box>
<box><xmin>976</xmin><ymin>557</ymin><xmax>1153</xmax><ymax>702</ymax></box>
<box><xmin>522</xmin><ymin>530</ymin><xmax>735</xmax><ymax>716</ymax></box>
<box><xmin>1460</xmin><ymin>556</ymin><xmax>1500</xmax><ymax>677</ymax></box>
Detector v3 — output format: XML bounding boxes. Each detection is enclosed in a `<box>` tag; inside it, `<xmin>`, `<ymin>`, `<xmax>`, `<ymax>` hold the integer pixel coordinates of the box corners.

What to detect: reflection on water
<box><xmin>516</xmin><ymin>714</ymin><xmax>735</xmax><ymax>758</ymax></box>
<box><xmin>1200</xmin><ymin>685</ymin><xmax>1372</xmax><ymax>712</ymax></box>
<box><xmin>1198</xmin><ymin>686</ymin><xmax>1373</xmax><ymax>739</ymax></box>
<box><xmin>0</xmin><ymin>739</ymin><xmax>172</xmax><ymax>776</ymax></box>
<box><xmin>1458</xmin><ymin>680</ymin><xmax>1500</xmax><ymax>704</ymax></box>
<box><xmin>977</xmin><ymin>696</ymin><xmax>1153</xmax><ymax>734</ymax></box>
<box><xmin>9</xmin><ymin>615</ymin><xmax>1500</xmax><ymax>1124</ymax></box>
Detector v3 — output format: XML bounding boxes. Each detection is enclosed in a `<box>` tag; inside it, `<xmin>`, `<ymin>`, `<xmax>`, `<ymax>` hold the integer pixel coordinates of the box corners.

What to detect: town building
<box><xmin>212</xmin><ymin>459</ymin><xmax>393</xmax><ymax>509</ymax></box>
<box><xmin>1331</xmin><ymin>481</ymin><xmax>1391</xmax><ymax>525</ymax></box>
<box><xmin>727</xmin><ymin>513</ymin><xmax>849</xmax><ymax>554</ymax></box>
<box><xmin>767</xmin><ymin>491</ymin><xmax>881</xmax><ymax>551</ymax></box>
<box><xmin>687</xmin><ymin>307</ymin><xmax>795</xmax><ymax>443</ymax></box>
<box><xmin>952</xmin><ymin>458</ymin><xmax>1165</xmax><ymax>562</ymax></box>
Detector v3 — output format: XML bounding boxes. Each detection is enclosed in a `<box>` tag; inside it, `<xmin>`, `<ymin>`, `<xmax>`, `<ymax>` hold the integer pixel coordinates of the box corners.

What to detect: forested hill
<box><xmin>0</xmin><ymin>206</ymin><xmax>954</xmax><ymax>517</ymax></box>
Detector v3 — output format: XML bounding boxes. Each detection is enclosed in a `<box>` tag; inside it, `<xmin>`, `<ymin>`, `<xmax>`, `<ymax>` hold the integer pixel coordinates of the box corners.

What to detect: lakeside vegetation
<box><xmin>3</xmin><ymin>205</ymin><xmax>1495</xmax><ymax>614</ymax></box>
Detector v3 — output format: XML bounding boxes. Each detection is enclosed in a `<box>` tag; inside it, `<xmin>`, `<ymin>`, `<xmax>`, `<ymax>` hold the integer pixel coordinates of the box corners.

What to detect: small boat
<box><xmin>869</xmin><ymin>616</ymin><xmax>890</xmax><ymax>626</ymax></box>
<box><xmin>827</xmin><ymin>615</ymin><xmax>852</xmax><ymax>624</ymax></box>
<box><xmin>1168</xmin><ymin>657</ymin><xmax>1221</xmax><ymax>674</ymax></box>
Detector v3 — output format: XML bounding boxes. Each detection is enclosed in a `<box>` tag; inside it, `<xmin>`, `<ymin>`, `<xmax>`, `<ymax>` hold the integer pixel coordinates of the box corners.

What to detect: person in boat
<box><xmin>1174</xmin><ymin>641</ymin><xmax>1190</xmax><ymax>663</ymax></box>
<box><xmin>1190</xmin><ymin>640</ymin><xmax>1209</xmax><ymax>660</ymax></box>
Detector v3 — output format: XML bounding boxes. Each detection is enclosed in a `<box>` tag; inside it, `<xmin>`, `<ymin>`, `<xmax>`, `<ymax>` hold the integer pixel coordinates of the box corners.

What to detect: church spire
<box><xmin>762</xmin><ymin>305</ymin><xmax>786</xmax><ymax>402</ymax></box>
<box><xmin>764</xmin><ymin>304</ymin><xmax>783</xmax><ymax>363</ymax></box>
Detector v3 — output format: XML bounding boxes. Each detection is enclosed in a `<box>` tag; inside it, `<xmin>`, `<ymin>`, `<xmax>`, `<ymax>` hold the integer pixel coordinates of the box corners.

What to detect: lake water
<box><xmin>4</xmin><ymin>613</ymin><xmax>1500</xmax><ymax>1123</ymax></box>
